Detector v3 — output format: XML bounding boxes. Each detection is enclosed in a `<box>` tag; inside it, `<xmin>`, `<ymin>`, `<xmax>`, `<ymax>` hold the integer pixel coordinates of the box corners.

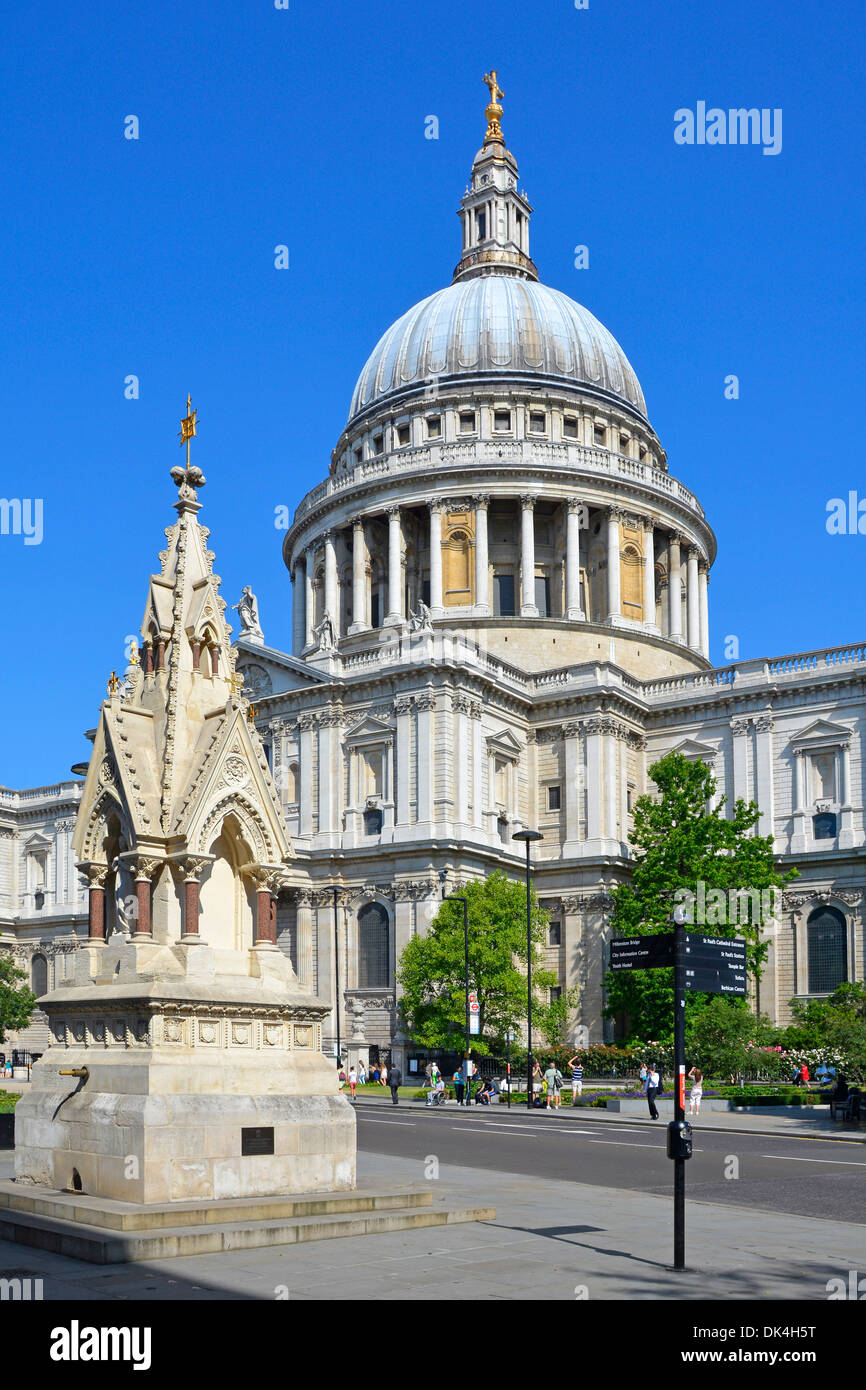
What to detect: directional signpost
<box><xmin>609</xmin><ymin>919</ymin><xmax>748</xmax><ymax>1269</ymax></box>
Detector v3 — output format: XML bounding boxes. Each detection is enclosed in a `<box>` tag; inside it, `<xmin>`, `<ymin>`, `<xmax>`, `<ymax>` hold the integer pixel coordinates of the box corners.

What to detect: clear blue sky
<box><xmin>1</xmin><ymin>0</ymin><xmax>863</xmax><ymax>787</ymax></box>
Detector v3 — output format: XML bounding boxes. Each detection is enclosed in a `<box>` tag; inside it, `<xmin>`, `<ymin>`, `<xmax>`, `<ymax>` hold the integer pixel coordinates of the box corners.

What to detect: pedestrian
<box><xmin>348</xmin><ymin>1065</ymin><xmax>358</xmax><ymax>1101</ymax></box>
<box><xmin>424</xmin><ymin>1060</ymin><xmax>432</xmax><ymax>1089</ymax></box>
<box><xmin>453</xmin><ymin>1066</ymin><xmax>465</xmax><ymax>1106</ymax></box>
<box><xmin>465</xmin><ymin>1058</ymin><xmax>475</xmax><ymax>1104</ymax></box>
<box><xmin>687</xmin><ymin>1066</ymin><xmax>703</xmax><ymax>1116</ymax></box>
<box><xmin>638</xmin><ymin>1063</ymin><xmax>648</xmax><ymax>1094</ymax></box>
<box><xmin>379</xmin><ymin>1061</ymin><xmax>388</xmax><ymax>1086</ymax></box>
<box><xmin>646</xmin><ymin>1062</ymin><xmax>660</xmax><ymax>1120</ymax></box>
<box><xmin>371</xmin><ymin>1064</ymin><xmax>380</xmax><ymax>1084</ymax></box>
<box><xmin>800</xmin><ymin>1062</ymin><xmax>810</xmax><ymax>1086</ymax></box>
<box><xmin>543</xmin><ymin>1060</ymin><xmax>562</xmax><ymax>1109</ymax></box>
<box><xmin>358</xmin><ymin>1061</ymin><xmax>367</xmax><ymax>1087</ymax></box>
<box><xmin>389</xmin><ymin>1061</ymin><xmax>403</xmax><ymax>1105</ymax></box>
<box><xmin>567</xmin><ymin>1055</ymin><xmax>584</xmax><ymax>1105</ymax></box>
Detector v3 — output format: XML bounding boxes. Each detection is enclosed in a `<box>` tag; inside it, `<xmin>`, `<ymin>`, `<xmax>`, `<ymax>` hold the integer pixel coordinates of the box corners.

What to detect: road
<box><xmin>356</xmin><ymin>1104</ymin><xmax>866</xmax><ymax>1224</ymax></box>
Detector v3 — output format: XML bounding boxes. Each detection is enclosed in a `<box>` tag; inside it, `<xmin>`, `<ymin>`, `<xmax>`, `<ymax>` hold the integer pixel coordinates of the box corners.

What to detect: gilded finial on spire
<box><xmin>170</xmin><ymin>394</ymin><xmax>206</xmax><ymax>504</ymax></box>
<box><xmin>482</xmin><ymin>70</ymin><xmax>505</xmax><ymax>144</ymax></box>
<box><xmin>178</xmin><ymin>393</ymin><xmax>198</xmax><ymax>467</ymax></box>
<box><xmin>107</xmin><ymin>670</ymin><xmax>120</xmax><ymax>696</ymax></box>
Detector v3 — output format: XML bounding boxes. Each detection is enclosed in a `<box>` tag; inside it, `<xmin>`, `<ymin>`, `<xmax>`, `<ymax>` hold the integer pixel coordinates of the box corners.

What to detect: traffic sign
<box><xmin>609</xmin><ymin>934</ymin><xmax>674</xmax><ymax>971</ymax></box>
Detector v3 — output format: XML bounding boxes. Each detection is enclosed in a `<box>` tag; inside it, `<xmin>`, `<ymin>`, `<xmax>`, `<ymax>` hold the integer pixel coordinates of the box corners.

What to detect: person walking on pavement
<box><xmin>646</xmin><ymin>1063</ymin><xmax>660</xmax><ymax>1119</ymax></box>
<box><xmin>687</xmin><ymin>1066</ymin><xmax>703</xmax><ymax>1116</ymax></box>
<box><xmin>389</xmin><ymin>1062</ymin><xmax>403</xmax><ymax>1105</ymax></box>
<box><xmin>348</xmin><ymin>1065</ymin><xmax>358</xmax><ymax>1101</ymax></box>
<box><xmin>638</xmin><ymin>1063</ymin><xmax>648</xmax><ymax>1094</ymax></box>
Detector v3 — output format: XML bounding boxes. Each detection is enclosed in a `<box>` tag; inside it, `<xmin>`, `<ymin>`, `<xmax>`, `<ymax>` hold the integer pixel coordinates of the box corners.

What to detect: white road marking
<box><xmin>453</xmin><ymin>1127</ymin><xmax>538</xmax><ymax>1139</ymax></box>
<box><xmin>357</xmin><ymin>1116</ymin><xmax>416</xmax><ymax>1126</ymax></box>
<box><xmin>759</xmin><ymin>1154</ymin><xmax>866</xmax><ymax>1167</ymax></box>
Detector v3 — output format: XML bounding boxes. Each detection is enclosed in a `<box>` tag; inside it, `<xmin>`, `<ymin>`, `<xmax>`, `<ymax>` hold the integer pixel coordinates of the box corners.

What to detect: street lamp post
<box><xmin>512</xmin><ymin>829</ymin><xmax>543</xmax><ymax>1110</ymax></box>
<box><xmin>439</xmin><ymin>870</ymin><xmax>471</xmax><ymax>1106</ymax></box>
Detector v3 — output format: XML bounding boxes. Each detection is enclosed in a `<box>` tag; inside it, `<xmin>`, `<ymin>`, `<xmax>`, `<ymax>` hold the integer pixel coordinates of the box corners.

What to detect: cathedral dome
<box><xmin>347</xmin><ymin>276</ymin><xmax>648</xmax><ymax>425</ymax></box>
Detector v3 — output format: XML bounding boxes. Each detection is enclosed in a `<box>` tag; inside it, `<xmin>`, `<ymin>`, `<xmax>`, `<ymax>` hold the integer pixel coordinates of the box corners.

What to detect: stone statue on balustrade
<box><xmin>233</xmin><ymin>586</ymin><xmax>264</xmax><ymax>643</ymax></box>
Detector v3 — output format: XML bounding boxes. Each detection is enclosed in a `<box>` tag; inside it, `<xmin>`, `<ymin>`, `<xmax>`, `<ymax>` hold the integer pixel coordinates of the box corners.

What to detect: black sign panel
<box><xmin>685</xmin><ymin>966</ymin><xmax>748</xmax><ymax>995</ymax></box>
<box><xmin>684</xmin><ymin>933</ymin><xmax>748</xmax><ymax>995</ymax></box>
<box><xmin>610</xmin><ymin>935</ymin><xmax>674</xmax><ymax>971</ymax></box>
<box><xmin>241</xmin><ymin>1126</ymin><xmax>275</xmax><ymax>1156</ymax></box>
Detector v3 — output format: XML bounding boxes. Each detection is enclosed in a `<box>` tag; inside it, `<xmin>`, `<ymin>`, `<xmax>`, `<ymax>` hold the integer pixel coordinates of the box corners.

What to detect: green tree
<box><xmin>397</xmin><ymin>871</ymin><xmax>556</xmax><ymax>1055</ymax></box>
<box><xmin>535</xmin><ymin>987</ymin><xmax>581</xmax><ymax>1049</ymax></box>
<box><xmin>0</xmin><ymin>953</ymin><xmax>36</xmax><ymax>1044</ymax></box>
<box><xmin>605</xmin><ymin>751</ymin><xmax>796</xmax><ymax>1041</ymax></box>
<box><xmin>783</xmin><ymin>982</ymin><xmax>866</xmax><ymax>1079</ymax></box>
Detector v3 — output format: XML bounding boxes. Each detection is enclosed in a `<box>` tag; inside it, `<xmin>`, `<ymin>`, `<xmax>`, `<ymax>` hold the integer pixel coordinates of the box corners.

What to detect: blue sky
<box><xmin>1</xmin><ymin>0</ymin><xmax>863</xmax><ymax>786</ymax></box>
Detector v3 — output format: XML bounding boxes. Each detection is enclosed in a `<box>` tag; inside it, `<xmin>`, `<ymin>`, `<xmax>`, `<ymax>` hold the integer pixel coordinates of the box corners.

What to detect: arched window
<box><xmin>358</xmin><ymin>903</ymin><xmax>390</xmax><ymax>987</ymax></box>
<box><xmin>31</xmin><ymin>953</ymin><xmax>48</xmax><ymax>998</ymax></box>
<box><xmin>807</xmin><ymin>906</ymin><xmax>847</xmax><ymax>994</ymax></box>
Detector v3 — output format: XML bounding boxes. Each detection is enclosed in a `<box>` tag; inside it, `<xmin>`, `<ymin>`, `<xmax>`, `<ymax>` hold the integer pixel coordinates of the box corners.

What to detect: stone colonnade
<box><xmin>291</xmin><ymin>496</ymin><xmax>710</xmax><ymax>657</ymax></box>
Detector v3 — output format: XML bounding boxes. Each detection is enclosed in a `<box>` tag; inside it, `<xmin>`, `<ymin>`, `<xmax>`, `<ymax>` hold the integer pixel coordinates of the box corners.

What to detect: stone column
<box><xmin>605</xmin><ymin>725</ymin><xmax>619</xmax><ymax>842</ymax></box>
<box><xmin>840</xmin><ymin>740</ymin><xmax>855</xmax><ymax>848</ymax></box>
<box><xmin>132</xmin><ymin>859</ymin><xmax>158</xmax><ymax>940</ymax></box>
<box><xmin>385</xmin><ymin>507</ymin><xmax>403</xmax><ymax>625</ymax></box>
<box><xmin>584</xmin><ymin>721</ymin><xmax>603</xmax><ymax>842</ymax></box>
<box><xmin>255</xmin><ymin>884</ymin><xmax>277</xmax><ymax>947</ymax></box>
<box><xmin>687</xmin><ymin>547</ymin><xmax>700</xmax><ymax>650</ymax></box>
<box><xmin>455</xmin><ymin>697</ymin><xmax>470</xmax><ymax>826</ymax></box>
<box><xmin>473</xmin><ymin>495</ymin><xmax>490</xmax><ymax>615</ymax></box>
<box><xmin>668</xmin><ymin>534</ymin><xmax>683</xmax><ymax>643</ymax></box>
<box><xmin>86</xmin><ymin>865</ymin><xmax>108</xmax><ymax>942</ymax></box>
<box><xmin>394</xmin><ymin>700</ymin><xmax>411</xmax><ymax>828</ymax></box>
<box><xmin>699</xmin><ymin>565</ymin><xmax>709</xmax><ymax>658</ymax></box>
<box><xmin>298</xmin><ymin>715</ymin><xmax>314</xmax><ymax>839</ymax></box>
<box><xmin>429</xmin><ymin>503</ymin><xmax>444</xmax><ymax>616</ymax></box>
<box><xmin>472</xmin><ymin>707</ymin><xmax>485</xmax><ymax>830</ymax></box>
<box><xmin>731</xmin><ymin>717</ymin><xmax>751</xmax><ymax>808</ymax></box>
<box><xmin>349</xmin><ymin>519</ymin><xmax>369</xmax><ymax>634</ymax></box>
<box><xmin>565</xmin><ymin>500</ymin><xmax>584</xmax><ymax>620</ymax></box>
<box><xmin>304</xmin><ymin>547</ymin><xmax>316</xmax><ymax>648</ymax></box>
<box><xmin>292</xmin><ymin>559</ymin><xmax>306</xmax><ymax>655</ymax></box>
<box><xmin>754</xmin><ymin>714</ymin><xmax>776</xmax><ymax>847</ymax></box>
<box><xmin>180</xmin><ymin>859</ymin><xmax>208</xmax><ymax>942</ymax></box>
<box><xmin>323</xmin><ymin>529</ymin><xmax>338</xmax><ymax>636</ymax></box>
<box><xmin>520</xmin><ymin>495</ymin><xmax>538</xmax><ymax>617</ymax></box>
<box><xmin>416</xmin><ymin>692</ymin><xmax>436</xmax><ymax>830</ymax></box>
<box><xmin>643</xmin><ymin>521</ymin><xmax>657</xmax><ymax>630</ymax></box>
<box><xmin>606</xmin><ymin>508</ymin><xmax>621</xmax><ymax>622</ymax></box>
<box><xmin>295</xmin><ymin>888</ymin><xmax>315</xmax><ymax>990</ymax></box>
<box><xmin>563</xmin><ymin>723</ymin><xmax>583</xmax><ymax>855</ymax></box>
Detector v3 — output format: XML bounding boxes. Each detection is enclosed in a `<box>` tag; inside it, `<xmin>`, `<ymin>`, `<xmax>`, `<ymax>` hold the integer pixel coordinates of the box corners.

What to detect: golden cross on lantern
<box><xmin>178</xmin><ymin>394</ymin><xmax>198</xmax><ymax>467</ymax></box>
<box><xmin>482</xmin><ymin>70</ymin><xmax>505</xmax><ymax>144</ymax></box>
<box><xmin>483</xmin><ymin>70</ymin><xmax>504</xmax><ymax>106</ymax></box>
<box><xmin>107</xmin><ymin>671</ymin><xmax>120</xmax><ymax>695</ymax></box>
<box><xmin>229</xmin><ymin>672</ymin><xmax>244</xmax><ymax>695</ymax></box>
<box><xmin>246</xmin><ymin>703</ymin><xmax>258</xmax><ymax>725</ymax></box>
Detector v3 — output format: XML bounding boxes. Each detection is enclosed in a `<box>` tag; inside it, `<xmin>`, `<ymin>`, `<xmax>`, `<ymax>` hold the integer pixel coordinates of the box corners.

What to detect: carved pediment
<box><xmin>790</xmin><ymin>719</ymin><xmax>851</xmax><ymax>750</ymax></box>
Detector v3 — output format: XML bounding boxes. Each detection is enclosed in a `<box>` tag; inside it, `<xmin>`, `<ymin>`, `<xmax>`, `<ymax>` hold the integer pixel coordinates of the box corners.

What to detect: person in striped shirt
<box><xmin>567</xmin><ymin>1055</ymin><xmax>584</xmax><ymax>1105</ymax></box>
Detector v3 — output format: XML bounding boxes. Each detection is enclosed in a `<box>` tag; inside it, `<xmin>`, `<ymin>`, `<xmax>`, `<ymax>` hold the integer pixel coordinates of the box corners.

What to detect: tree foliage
<box><xmin>782</xmin><ymin>982</ymin><xmax>866</xmax><ymax>1078</ymax></box>
<box><xmin>0</xmin><ymin>953</ymin><xmax>36</xmax><ymax>1044</ymax></box>
<box><xmin>605</xmin><ymin>751</ymin><xmax>796</xmax><ymax>1041</ymax></box>
<box><xmin>397</xmin><ymin>871</ymin><xmax>557</xmax><ymax>1055</ymax></box>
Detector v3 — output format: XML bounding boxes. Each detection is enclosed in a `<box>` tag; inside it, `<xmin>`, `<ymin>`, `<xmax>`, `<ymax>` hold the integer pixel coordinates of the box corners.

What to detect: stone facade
<box><xmin>2</xmin><ymin>90</ymin><xmax>864</xmax><ymax>1075</ymax></box>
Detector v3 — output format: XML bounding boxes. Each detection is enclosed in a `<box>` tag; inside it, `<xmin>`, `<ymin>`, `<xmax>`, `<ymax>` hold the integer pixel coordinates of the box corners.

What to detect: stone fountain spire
<box><xmin>14</xmin><ymin>400</ymin><xmax>356</xmax><ymax>1206</ymax></box>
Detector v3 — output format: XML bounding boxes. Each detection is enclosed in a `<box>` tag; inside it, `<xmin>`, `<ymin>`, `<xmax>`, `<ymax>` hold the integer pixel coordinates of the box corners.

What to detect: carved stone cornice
<box><xmin>731</xmin><ymin>718</ymin><xmax>751</xmax><ymax>736</ymax></box>
<box><xmin>782</xmin><ymin>888</ymin><xmax>862</xmax><ymax>911</ymax></box>
<box><xmin>393</xmin><ymin>878</ymin><xmax>441</xmax><ymax>902</ymax></box>
<box><xmin>453</xmin><ymin>694</ymin><xmax>483</xmax><ymax>718</ymax></box>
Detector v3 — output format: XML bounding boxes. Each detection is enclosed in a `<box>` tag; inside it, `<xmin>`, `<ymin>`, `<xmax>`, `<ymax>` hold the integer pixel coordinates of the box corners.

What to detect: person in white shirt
<box><xmin>646</xmin><ymin>1065</ymin><xmax>661</xmax><ymax>1120</ymax></box>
